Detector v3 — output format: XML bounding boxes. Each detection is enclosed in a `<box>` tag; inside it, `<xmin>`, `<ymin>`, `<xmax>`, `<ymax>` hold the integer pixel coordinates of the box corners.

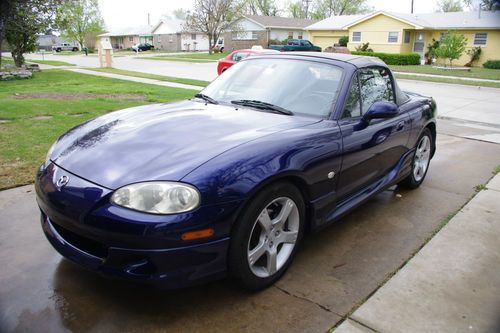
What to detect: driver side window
<box><xmin>359</xmin><ymin>67</ymin><xmax>395</xmax><ymax>112</ymax></box>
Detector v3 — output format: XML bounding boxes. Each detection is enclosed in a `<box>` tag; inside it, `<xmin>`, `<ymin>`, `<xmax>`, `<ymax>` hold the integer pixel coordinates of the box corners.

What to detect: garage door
<box><xmin>313</xmin><ymin>36</ymin><xmax>341</xmax><ymax>51</ymax></box>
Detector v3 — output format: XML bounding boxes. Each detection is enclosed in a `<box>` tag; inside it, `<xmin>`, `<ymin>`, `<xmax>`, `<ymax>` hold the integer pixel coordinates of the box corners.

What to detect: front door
<box><xmin>336</xmin><ymin>67</ymin><xmax>411</xmax><ymax>200</ymax></box>
<box><xmin>413</xmin><ymin>32</ymin><xmax>425</xmax><ymax>61</ymax></box>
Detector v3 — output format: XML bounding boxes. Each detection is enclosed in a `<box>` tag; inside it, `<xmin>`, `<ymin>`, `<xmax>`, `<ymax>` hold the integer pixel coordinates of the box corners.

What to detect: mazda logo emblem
<box><xmin>56</xmin><ymin>175</ymin><xmax>70</xmax><ymax>188</ymax></box>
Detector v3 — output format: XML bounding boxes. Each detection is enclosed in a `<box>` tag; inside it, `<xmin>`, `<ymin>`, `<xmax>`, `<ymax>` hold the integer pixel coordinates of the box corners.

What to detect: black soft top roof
<box><xmin>271</xmin><ymin>52</ymin><xmax>387</xmax><ymax>68</ymax></box>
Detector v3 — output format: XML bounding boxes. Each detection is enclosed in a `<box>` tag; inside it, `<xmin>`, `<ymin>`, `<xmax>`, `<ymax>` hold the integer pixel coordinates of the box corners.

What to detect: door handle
<box><xmin>396</xmin><ymin>121</ymin><xmax>405</xmax><ymax>132</ymax></box>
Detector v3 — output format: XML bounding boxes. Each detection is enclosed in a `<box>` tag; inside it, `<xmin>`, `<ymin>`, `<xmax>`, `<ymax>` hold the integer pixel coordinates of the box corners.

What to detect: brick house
<box><xmin>223</xmin><ymin>15</ymin><xmax>318</xmax><ymax>51</ymax></box>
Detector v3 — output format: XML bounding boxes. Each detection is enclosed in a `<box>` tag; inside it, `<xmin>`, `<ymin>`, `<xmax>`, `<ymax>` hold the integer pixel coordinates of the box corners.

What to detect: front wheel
<box><xmin>229</xmin><ymin>182</ymin><xmax>305</xmax><ymax>290</ymax></box>
<box><xmin>400</xmin><ymin>128</ymin><xmax>432</xmax><ymax>189</ymax></box>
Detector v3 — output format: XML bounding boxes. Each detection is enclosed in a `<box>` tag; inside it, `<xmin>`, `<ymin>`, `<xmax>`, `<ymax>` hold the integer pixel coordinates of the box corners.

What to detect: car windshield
<box><xmin>202</xmin><ymin>58</ymin><xmax>343</xmax><ymax>118</ymax></box>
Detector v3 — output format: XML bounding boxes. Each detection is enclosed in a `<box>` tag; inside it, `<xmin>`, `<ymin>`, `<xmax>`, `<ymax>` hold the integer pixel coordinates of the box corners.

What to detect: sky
<box><xmin>98</xmin><ymin>0</ymin><xmax>445</xmax><ymax>30</ymax></box>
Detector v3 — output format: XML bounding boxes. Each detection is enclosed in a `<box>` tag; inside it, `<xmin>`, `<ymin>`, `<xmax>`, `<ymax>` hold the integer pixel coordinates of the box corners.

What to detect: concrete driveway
<box><xmin>1</xmin><ymin>118</ymin><xmax>500</xmax><ymax>333</ymax></box>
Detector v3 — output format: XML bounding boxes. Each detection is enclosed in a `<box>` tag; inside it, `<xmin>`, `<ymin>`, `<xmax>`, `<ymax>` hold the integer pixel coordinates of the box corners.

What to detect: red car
<box><xmin>217</xmin><ymin>48</ymin><xmax>279</xmax><ymax>75</ymax></box>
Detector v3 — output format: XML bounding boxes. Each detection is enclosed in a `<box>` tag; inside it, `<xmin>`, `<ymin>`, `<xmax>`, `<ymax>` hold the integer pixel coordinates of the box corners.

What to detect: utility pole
<box><xmin>411</xmin><ymin>0</ymin><xmax>414</xmax><ymax>13</ymax></box>
<box><xmin>147</xmin><ymin>13</ymin><xmax>150</xmax><ymax>25</ymax></box>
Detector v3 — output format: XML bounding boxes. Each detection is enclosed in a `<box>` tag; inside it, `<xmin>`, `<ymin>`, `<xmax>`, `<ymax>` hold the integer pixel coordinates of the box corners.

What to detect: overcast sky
<box><xmin>98</xmin><ymin>0</ymin><xmax>445</xmax><ymax>30</ymax></box>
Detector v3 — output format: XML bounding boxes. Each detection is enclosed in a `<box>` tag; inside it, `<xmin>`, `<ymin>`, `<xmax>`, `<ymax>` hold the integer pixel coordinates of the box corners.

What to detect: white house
<box><xmin>152</xmin><ymin>17</ymin><xmax>209</xmax><ymax>51</ymax></box>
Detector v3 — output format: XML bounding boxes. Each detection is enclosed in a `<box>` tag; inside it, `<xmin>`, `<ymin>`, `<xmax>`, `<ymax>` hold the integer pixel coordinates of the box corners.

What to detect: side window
<box><xmin>342</xmin><ymin>74</ymin><xmax>362</xmax><ymax>118</ymax></box>
<box><xmin>232</xmin><ymin>52</ymin><xmax>249</xmax><ymax>62</ymax></box>
<box><xmin>358</xmin><ymin>67</ymin><xmax>394</xmax><ymax>113</ymax></box>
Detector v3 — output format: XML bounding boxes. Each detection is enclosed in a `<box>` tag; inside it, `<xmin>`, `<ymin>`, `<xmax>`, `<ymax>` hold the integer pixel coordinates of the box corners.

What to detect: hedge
<box><xmin>483</xmin><ymin>60</ymin><xmax>500</xmax><ymax>69</ymax></box>
<box><xmin>351</xmin><ymin>51</ymin><xmax>421</xmax><ymax>65</ymax></box>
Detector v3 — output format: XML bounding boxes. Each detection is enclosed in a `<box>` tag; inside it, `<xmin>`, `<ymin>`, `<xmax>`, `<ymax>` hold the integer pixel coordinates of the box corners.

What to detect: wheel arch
<box><xmin>424</xmin><ymin>121</ymin><xmax>436</xmax><ymax>158</ymax></box>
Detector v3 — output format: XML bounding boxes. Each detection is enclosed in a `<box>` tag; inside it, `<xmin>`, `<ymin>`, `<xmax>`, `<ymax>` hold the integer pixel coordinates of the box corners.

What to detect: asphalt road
<box><xmin>1</xmin><ymin>118</ymin><xmax>500</xmax><ymax>333</ymax></box>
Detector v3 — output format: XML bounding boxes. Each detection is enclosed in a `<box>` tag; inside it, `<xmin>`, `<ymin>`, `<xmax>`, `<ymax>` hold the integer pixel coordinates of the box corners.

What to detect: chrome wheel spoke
<box><xmin>248</xmin><ymin>241</ymin><xmax>266</xmax><ymax>265</ymax></box>
<box><xmin>413</xmin><ymin>135</ymin><xmax>431</xmax><ymax>182</ymax></box>
<box><xmin>277</xmin><ymin>230</ymin><xmax>298</xmax><ymax>244</ymax></box>
<box><xmin>258</xmin><ymin>209</ymin><xmax>272</xmax><ymax>232</ymax></box>
<box><xmin>272</xmin><ymin>198</ymin><xmax>294</xmax><ymax>228</ymax></box>
<box><xmin>267</xmin><ymin>248</ymin><xmax>278</xmax><ymax>275</ymax></box>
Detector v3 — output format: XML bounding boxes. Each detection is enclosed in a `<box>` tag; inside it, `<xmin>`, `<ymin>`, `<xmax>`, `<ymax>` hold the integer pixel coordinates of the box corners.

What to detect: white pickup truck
<box><xmin>52</xmin><ymin>43</ymin><xmax>79</xmax><ymax>52</ymax></box>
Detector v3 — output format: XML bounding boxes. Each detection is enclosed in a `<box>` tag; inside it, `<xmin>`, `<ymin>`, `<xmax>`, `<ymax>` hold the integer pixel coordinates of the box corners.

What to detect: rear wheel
<box><xmin>72</xmin><ymin>47</ymin><xmax>78</xmax><ymax>51</ymax></box>
<box><xmin>400</xmin><ymin>128</ymin><xmax>432</xmax><ymax>189</ymax></box>
<box><xmin>229</xmin><ymin>182</ymin><xmax>305</xmax><ymax>290</ymax></box>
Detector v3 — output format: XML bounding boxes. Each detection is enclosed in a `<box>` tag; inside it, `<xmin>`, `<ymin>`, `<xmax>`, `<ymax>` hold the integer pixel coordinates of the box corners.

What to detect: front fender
<box><xmin>181</xmin><ymin>121</ymin><xmax>343</xmax><ymax>207</ymax></box>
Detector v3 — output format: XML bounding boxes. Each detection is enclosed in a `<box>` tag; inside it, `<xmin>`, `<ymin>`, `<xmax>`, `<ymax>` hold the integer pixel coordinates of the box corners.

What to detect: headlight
<box><xmin>110</xmin><ymin>182</ymin><xmax>200</xmax><ymax>214</ymax></box>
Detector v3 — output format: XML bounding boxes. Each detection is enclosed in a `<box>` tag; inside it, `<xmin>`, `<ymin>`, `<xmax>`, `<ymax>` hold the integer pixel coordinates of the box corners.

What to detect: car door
<box><xmin>336</xmin><ymin>67</ymin><xmax>411</xmax><ymax>200</ymax></box>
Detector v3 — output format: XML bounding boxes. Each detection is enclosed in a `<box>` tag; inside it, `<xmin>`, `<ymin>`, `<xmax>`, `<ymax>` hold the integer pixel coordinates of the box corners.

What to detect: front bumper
<box><xmin>36</xmin><ymin>162</ymin><xmax>240</xmax><ymax>288</ymax></box>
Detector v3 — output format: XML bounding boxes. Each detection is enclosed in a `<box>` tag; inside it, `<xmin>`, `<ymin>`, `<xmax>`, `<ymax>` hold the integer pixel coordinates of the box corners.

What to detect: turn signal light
<box><xmin>181</xmin><ymin>228</ymin><xmax>215</xmax><ymax>241</ymax></box>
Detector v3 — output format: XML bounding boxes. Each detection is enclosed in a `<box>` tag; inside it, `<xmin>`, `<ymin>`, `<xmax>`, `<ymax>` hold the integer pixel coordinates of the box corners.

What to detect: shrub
<box><xmin>355</xmin><ymin>42</ymin><xmax>373</xmax><ymax>52</ymax></box>
<box><xmin>465</xmin><ymin>47</ymin><xmax>481</xmax><ymax>67</ymax></box>
<box><xmin>351</xmin><ymin>51</ymin><xmax>421</xmax><ymax>65</ymax></box>
<box><xmin>483</xmin><ymin>60</ymin><xmax>500</xmax><ymax>69</ymax></box>
<box><xmin>339</xmin><ymin>36</ymin><xmax>348</xmax><ymax>47</ymax></box>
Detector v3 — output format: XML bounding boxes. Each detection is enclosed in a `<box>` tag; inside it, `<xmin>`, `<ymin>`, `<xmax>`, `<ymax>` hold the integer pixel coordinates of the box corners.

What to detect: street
<box><xmin>1</xmin><ymin>53</ymin><xmax>500</xmax><ymax>332</ymax></box>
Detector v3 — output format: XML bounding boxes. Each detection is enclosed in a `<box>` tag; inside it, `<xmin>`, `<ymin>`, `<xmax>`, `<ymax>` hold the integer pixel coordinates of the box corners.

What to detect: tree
<box><xmin>287</xmin><ymin>1</ymin><xmax>306</xmax><ymax>18</ymax></box>
<box><xmin>184</xmin><ymin>0</ymin><xmax>245</xmax><ymax>54</ymax></box>
<box><xmin>434</xmin><ymin>31</ymin><xmax>467</xmax><ymax>67</ymax></box>
<box><xmin>4</xmin><ymin>0</ymin><xmax>59</xmax><ymax>67</ymax></box>
<box><xmin>173</xmin><ymin>8</ymin><xmax>188</xmax><ymax>20</ymax></box>
<box><xmin>247</xmin><ymin>0</ymin><xmax>279</xmax><ymax>16</ymax></box>
<box><xmin>0</xmin><ymin>0</ymin><xmax>15</xmax><ymax>68</ymax></box>
<box><xmin>56</xmin><ymin>0</ymin><xmax>104</xmax><ymax>52</ymax></box>
<box><xmin>464</xmin><ymin>0</ymin><xmax>500</xmax><ymax>10</ymax></box>
<box><xmin>312</xmin><ymin>0</ymin><xmax>371</xmax><ymax>19</ymax></box>
<box><xmin>435</xmin><ymin>0</ymin><xmax>463</xmax><ymax>12</ymax></box>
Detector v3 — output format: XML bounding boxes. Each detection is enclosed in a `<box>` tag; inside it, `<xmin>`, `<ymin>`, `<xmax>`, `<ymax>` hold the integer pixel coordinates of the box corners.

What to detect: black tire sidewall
<box><xmin>228</xmin><ymin>182</ymin><xmax>305</xmax><ymax>290</ymax></box>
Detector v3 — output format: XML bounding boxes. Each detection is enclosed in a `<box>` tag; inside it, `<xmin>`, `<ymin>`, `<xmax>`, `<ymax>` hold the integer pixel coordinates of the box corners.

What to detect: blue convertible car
<box><xmin>36</xmin><ymin>53</ymin><xmax>436</xmax><ymax>290</ymax></box>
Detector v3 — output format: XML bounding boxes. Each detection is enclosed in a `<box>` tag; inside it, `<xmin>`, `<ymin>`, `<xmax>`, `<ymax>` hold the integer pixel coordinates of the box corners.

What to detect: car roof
<box><xmin>260</xmin><ymin>51</ymin><xmax>387</xmax><ymax>68</ymax></box>
<box><xmin>232</xmin><ymin>49</ymin><xmax>279</xmax><ymax>53</ymax></box>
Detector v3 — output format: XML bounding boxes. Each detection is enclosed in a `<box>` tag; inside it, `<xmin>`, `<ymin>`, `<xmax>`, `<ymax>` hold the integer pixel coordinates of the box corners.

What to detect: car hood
<box><xmin>51</xmin><ymin>100</ymin><xmax>319</xmax><ymax>189</ymax></box>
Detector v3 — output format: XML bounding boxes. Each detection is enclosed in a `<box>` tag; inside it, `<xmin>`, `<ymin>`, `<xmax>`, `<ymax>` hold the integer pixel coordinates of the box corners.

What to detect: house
<box><xmin>306</xmin><ymin>11</ymin><xmax>500</xmax><ymax>66</ymax></box>
<box><xmin>151</xmin><ymin>18</ymin><xmax>209</xmax><ymax>51</ymax></box>
<box><xmin>224</xmin><ymin>15</ymin><xmax>318</xmax><ymax>51</ymax></box>
<box><xmin>36</xmin><ymin>35</ymin><xmax>78</xmax><ymax>51</ymax></box>
<box><xmin>99</xmin><ymin>25</ymin><xmax>153</xmax><ymax>49</ymax></box>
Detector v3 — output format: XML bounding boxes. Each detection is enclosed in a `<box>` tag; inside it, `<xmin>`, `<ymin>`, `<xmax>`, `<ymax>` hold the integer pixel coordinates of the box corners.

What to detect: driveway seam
<box><xmin>273</xmin><ymin>285</ymin><xmax>342</xmax><ymax>317</ymax></box>
<box><xmin>437</xmin><ymin>132</ymin><xmax>500</xmax><ymax>145</ymax></box>
<box><xmin>347</xmin><ymin>317</ymin><xmax>379</xmax><ymax>332</ymax></box>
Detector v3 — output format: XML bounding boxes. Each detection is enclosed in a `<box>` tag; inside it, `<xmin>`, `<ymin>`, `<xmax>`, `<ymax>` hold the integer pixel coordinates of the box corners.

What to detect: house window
<box><xmin>191</xmin><ymin>33</ymin><xmax>196</xmax><ymax>40</ymax></box>
<box><xmin>474</xmin><ymin>32</ymin><xmax>487</xmax><ymax>45</ymax></box>
<box><xmin>404</xmin><ymin>31</ymin><xmax>410</xmax><ymax>43</ymax></box>
<box><xmin>288</xmin><ymin>32</ymin><xmax>294</xmax><ymax>39</ymax></box>
<box><xmin>129</xmin><ymin>36</ymin><xmax>133</xmax><ymax>42</ymax></box>
<box><xmin>298</xmin><ymin>33</ymin><xmax>303</xmax><ymax>39</ymax></box>
<box><xmin>388</xmin><ymin>32</ymin><xmax>398</xmax><ymax>43</ymax></box>
<box><xmin>251</xmin><ymin>31</ymin><xmax>258</xmax><ymax>40</ymax></box>
<box><xmin>169</xmin><ymin>34</ymin><xmax>173</xmax><ymax>42</ymax></box>
<box><xmin>352</xmin><ymin>31</ymin><xmax>361</xmax><ymax>42</ymax></box>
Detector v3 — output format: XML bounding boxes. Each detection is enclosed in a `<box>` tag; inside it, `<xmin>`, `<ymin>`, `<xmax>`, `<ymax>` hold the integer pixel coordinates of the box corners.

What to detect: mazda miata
<box><xmin>36</xmin><ymin>53</ymin><xmax>436</xmax><ymax>290</ymax></box>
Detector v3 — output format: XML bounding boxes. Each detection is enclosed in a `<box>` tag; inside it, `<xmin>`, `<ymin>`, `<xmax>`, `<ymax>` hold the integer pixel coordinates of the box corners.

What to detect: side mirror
<box><xmin>363</xmin><ymin>101</ymin><xmax>398</xmax><ymax>122</ymax></box>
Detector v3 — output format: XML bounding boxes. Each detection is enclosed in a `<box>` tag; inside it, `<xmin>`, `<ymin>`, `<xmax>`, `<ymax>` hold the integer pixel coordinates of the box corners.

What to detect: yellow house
<box><xmin>306</xmin><ymin>11</ymin><xmax>500</xmax><ymax>66</ymax></box>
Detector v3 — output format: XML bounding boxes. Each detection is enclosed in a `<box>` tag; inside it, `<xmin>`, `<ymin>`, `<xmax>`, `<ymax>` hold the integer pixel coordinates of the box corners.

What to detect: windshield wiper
<box><xmin>231</xmin><ymin>100</ymin><xmax>293</xmax><ymax>115</ymax></box>
<box><xmin>194</xmin><ymin>93</ymin><xmax>218</xmax><ymax>104</ymax></box>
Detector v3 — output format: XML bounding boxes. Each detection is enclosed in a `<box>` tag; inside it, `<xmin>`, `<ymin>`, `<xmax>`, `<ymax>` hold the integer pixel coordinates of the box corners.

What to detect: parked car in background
<box><xmin>214</xmin><ymin>37</ymin><xmax>224</xmax><ymax>52</ymax></box>
<box><xmin>37</xmin><ymin>53</ymin><xmax>436</xmax><ymax>291</ymax></box>
<box><xmin>52</xmin><ymin>43</ymin><xmax>79</xmax><ymax>52</ymax></box>
<box><xmin>132</xmin><ymin>43</ymin><xmax>154</xmax><ymax>52</ymax></box>
<box><xmin>269</xmin><ymin>39</ymin><xmax>322</xmax><ymax>52</ymax></box>
<box><xmin>217</xmin><ymin>48</ymin><xmax>279</xmax><ymax>75</ymax></box>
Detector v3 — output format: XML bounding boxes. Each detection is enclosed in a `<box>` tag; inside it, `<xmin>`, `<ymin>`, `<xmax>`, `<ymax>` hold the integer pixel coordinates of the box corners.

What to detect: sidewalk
<box><xmin>333</xmin><ymin>173</ymin><xmax>500</xmax><ymax>333</ymax></box>
<box><xmin>394</xmin><ymin>71</ymin><xmax>500</xmax><ymax>83</ymax></box>
<box><xmin>65</xmin><ymin>68</ymin><xmax>204</xmax><ymax>91</ymax></box>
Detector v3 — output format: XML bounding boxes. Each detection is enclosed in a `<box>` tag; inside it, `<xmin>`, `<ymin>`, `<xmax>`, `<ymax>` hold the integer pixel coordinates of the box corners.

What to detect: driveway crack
<box><xmin>274</xmin><ymin>285</ymin><xmax>342</xmax><ymax>316</ymax></box>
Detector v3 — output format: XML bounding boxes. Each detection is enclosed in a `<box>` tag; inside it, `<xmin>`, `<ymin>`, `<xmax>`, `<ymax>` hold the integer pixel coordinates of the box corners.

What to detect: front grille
<box><xmin>51</xmin><ymin>221</ymin><xmax>108</xmax><ymax>259</ymax></box>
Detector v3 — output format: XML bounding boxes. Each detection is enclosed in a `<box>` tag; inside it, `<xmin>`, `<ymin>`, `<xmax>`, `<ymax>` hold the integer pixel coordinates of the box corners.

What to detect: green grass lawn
<box><xmin>143</xmin><ymin>52</ymin><xmax>228</xmax><ymax>63</ymax></box>
<box><xmin>395</xmin><ymin>73</ymin><xmax>500</xmax><ymax>88</ymax></box>
<box><xmin>90</xmin><ymin>68</ymin><xmax>210</xmax><ymax>87</ymax></box>
<box><xmin>28</xmin><ymin>60</ymin><xmax>76</xmax><ymax>66</ymax></box>
<box><xmin>1</xmin><ymin>57</ymin><xmax>15</xmax><ymax>66</ymax></box>
<box><xmin>389</xmin><ymin>65</ymin><xmax>500</xmax><ymax>81</ymax></box>
<box><xmin>0</xmin><ymin>69</ymin><xmax>197</xmax><ymax>190</ymax></box>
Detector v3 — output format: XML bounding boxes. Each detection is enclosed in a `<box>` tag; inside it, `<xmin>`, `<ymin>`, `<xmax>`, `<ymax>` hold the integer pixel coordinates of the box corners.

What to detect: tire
<box><xmin>220</xmin><ymin>47</ymin><xmax>224</xmax><ymax>52</ymax></box>
<box><xmin>400</xmin><ymin>128</ymin><xmax>433</xmax><ymax>189</ymax></box>
<box><xmin>229</xmin><ymin>182</ymin><xmax>305</xmax><ymax>290</ymax></box>
<box><xmin>56</xmin><ymin>48</ymin><xmax>61</xmax><ymax>52</ymax></box>
<box><xmin>72</xmin><ymin>47</ymin><xmax>78</xmax><ymax>52</ymax></box>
